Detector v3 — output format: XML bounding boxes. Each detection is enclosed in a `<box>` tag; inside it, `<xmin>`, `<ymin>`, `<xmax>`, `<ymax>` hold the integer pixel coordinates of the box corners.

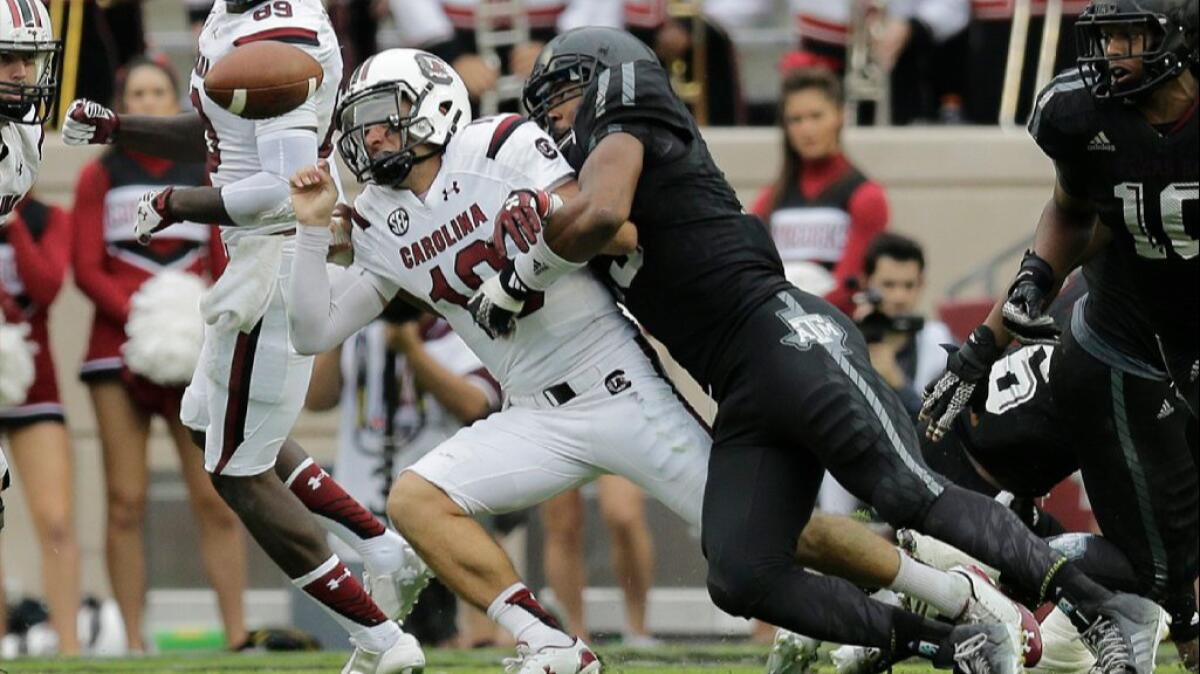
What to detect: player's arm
<box><xmin>304</xmin><ymin>345</ymin><xmax>344</xmax><ymax>412</ymax></box>
<box><xmin>287</xmin><ymin>161</ymin><xmax>393</xmax><ymax>355</ymax></box>
<box><xmin>62</xmin><ymin>99</ymin><xmax>207</xmax><ymax>161</ymax></box>
<box><xmin>390</xmin><ymin>325</ymin><xmax>497</xmax><ymax>424</ymax></box>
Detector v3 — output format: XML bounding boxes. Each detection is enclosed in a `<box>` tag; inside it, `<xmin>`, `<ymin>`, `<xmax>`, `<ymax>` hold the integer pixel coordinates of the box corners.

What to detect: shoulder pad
<box><xmin>577</xmin><ymin>60</ymin><xmax>693</xmax><ymax>150</ymax></box>
<box><xmin>1028</xmin><ymin>70</ymin><xmax>1098</xmax><ymax>161</ymax></box>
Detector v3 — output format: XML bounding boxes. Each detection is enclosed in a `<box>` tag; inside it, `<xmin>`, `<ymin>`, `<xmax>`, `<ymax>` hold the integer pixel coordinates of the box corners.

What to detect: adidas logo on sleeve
<box><xmin>1087</xmin><ymin>131</ymin><xmax>1116</xmax><ymax>152</ymax></box>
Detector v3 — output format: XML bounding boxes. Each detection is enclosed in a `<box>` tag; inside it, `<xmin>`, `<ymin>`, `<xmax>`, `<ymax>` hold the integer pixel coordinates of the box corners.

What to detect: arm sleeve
<box><xmin>749</xmin><ymin>185</ymin><xmax>777</xmax><ymax>221</ymax></box>
<box><xmin>71</xmin><ymin>160</ymin><xmax>133</xmax><ymax>323</ymax></box>
<box><xmin>288</xmin><ymin>225</ymin><xmax>396</xmax><ymax>355</ymax></box>
<box><xmin>7</xmin><ymin>205</ymin><xmax>69</xmax><ymax>308</ymax></box>
<box><xmin>221</xmin><ymin>129</ymin><xmax>317</xmax><ymax>227</ymax></box>
<box><xmin>825</xmin><ymin>181</ymin><xmax>889</xmax><ymax>314</ymax></box>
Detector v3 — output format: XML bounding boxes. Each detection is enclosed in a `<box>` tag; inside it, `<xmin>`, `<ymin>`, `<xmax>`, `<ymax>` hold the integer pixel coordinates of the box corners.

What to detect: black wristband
<box><xmin>498</xmin><ymin>264</ymin><xmax>530</xmax><ymax>302</ymax></box>
<box><xmin>1013</xmin><ymin>250</ymin><xmax>1055</xmax><ymax>294</ymax></box>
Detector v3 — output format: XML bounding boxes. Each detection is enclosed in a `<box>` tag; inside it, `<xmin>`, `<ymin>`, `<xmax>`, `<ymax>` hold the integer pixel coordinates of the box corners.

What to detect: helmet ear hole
<box><xmin>439</xmin><ymin>100</ymin><xmax>452</xmax><ymax>115</ymax></box>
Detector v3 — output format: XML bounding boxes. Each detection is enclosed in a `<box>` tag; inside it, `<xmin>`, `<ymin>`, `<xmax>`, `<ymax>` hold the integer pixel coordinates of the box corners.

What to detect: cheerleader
<box><xmin>70</xmin><ymin>59</ymin><xmax>246</xmax><ymax>652</ymax></box>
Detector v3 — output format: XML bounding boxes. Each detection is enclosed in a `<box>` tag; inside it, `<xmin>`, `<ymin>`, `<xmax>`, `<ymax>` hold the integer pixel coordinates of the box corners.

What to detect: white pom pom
<box><xmin>0</xmin><ymin>320</ymin><xmax>37</xmax><ymax>408</ymax></box>
<box><xmin>122</xmin><ymin>271</ymin><xmax>207</xmax><ymax>385</ymax></box>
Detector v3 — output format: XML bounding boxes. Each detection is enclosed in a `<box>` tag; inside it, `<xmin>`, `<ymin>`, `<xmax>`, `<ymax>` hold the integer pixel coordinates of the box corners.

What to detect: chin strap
<box><xmin>373</xmin><ymin>145</ymin><xmax>446</xmax><ymax>188</ymax></box>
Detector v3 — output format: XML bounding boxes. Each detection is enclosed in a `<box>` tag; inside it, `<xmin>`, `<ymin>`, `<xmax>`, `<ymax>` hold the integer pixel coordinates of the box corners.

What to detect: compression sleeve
<box><xmin>222</xmin><ymin>129</ymin><xmax>318</xmax><ymax>227</ymax></box>
<box><xmin>287</xmin><ymin>224</ymin><xmax>396</xmax><ymax>355</ymax></box>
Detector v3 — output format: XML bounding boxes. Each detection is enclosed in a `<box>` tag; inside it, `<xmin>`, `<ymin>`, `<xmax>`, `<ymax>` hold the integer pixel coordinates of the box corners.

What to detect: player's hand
<box><xmin>290</xmin><ymin>160</ymin><xmax>339</xmax><ymax>228</ymax></box>
<box><xmin>919</xmin><ymin>325</ymin><xmax>1003</xmax><ymax>441</ymax></box>
<box><xmin>492</xmin><ymin>189</ymin><xmax>559</xmax><ymax>255</ymax></box>
<box><xmin>62</xmin><ymin>99</ymin><xmax>120</xmax><ymax>145</ymax></box>
<box><xmin>1001</xmin><ymin>250</ymin><xmax>1060</xmax><ymax>345</ymax></box>
<box><xmin>467</xmin><ymin>263</ymin><xmax>529</xmax><ymax>338</ymax></box>
<box><xmin>133</xmin><ymin>187</ymin><xmax>178</xmax><ymax>245</ymax></box>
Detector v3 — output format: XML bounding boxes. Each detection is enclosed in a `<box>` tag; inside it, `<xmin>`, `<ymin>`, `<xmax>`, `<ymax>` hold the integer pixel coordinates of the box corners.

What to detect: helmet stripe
<box><xmin>355</xmin><ymin>56</ymin><xmax>376</xmax><ymax>86</ymax></box>
<box><xmin>12</xmin><ymin>0</ymin><xmax>32</xmax><ymax>26</ymax></box>
<box><xmin>3</xmin><ymin>0</ymin><xmax>22</xmax><ymax>28</ymax></box>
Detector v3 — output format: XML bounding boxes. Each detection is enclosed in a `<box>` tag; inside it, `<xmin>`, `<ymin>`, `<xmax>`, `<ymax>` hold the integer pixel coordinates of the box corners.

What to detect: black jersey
<box><xmin>569</xmin><ymin>60</ymin><xmax>791</xmax><ymax>390</ymax></box>
<box><xmin>1028</xmin><ymin>70</ymin><xmax>1198</xmax><ymax>362</ymax></box>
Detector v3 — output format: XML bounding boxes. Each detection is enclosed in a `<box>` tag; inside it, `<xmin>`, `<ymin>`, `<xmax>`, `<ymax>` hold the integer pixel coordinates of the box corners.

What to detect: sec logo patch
<box><xmin>535</xmin><ymin>137</ymin><xmax>559</xmax><ymax>160</ymax></box>
<box><xmin>388</xmin><ymin>208</ymin><xmax>409</xmax><ymax>236</ymax></box>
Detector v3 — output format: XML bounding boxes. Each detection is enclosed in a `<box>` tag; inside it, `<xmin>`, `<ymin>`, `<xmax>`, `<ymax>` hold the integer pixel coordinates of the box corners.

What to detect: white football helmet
<box><xmin>0</xmin><ymin>0</ymin><xmax>59</xmax><ymax>124</ymax></box>
<box><xmin>336</xmin><ymin>48</ymin><xmax>471</xmax><ymax>187</ymax></box>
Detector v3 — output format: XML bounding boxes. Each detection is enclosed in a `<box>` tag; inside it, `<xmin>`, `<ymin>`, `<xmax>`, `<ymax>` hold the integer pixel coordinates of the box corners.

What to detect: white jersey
<box><xmin>189</xmin><ymin>0</ymin><xmax>341</xmax><ymax>242</ymax></box>
<box><xmin>352</xmin><ymin>114</ymin><xmax>639</xmax><ymax>395</ymax></box>
<box><xmin>0</xmin><ymin>118</ymin><xmax>42</xmax><ymax>225</ymax></box>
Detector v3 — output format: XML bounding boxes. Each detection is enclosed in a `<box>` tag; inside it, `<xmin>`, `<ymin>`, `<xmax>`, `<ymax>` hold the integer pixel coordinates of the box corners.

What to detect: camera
<box><xmin>856</xmin><ymin>289</ymin><xmax>925</xmax><ymax>344</ymax></box>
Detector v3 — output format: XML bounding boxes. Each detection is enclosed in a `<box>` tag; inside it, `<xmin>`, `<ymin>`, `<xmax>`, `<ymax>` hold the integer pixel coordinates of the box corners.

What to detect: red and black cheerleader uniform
<box><xmin>0</xmin><ymin>197</ymin><xmax>71</xmax><ymax>428</ymax></box>
<box><xmin>71</xmin><ymin>150</ymin><xmax>226</xmax><ymax>415</ymax></box>
<box><xmin>750</xmin><ymin>152</ymin><xmax>889</xmax><ymax>316</ymax></box>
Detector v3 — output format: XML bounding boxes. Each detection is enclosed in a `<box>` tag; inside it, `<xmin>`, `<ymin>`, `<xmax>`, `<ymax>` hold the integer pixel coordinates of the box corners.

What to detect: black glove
<box><xmin>467</xmin><ymin>263</ymin><xmax>530</xmax><ymax>339</ymax></box>
<box><xmin>920</xmin><ymin>325</ymin><xmax>1004</xmax><ymax>441</ymax></box>
<box><xmin>1001</xmin><ymin>250</ymin><xmax>1060</xmax><ymax>345</ymax></box>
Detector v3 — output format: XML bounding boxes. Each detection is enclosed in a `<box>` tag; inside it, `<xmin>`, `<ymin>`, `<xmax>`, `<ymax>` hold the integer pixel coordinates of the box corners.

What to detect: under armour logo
<box><xmin>307</xmin><ymin>471</ymin><xmax>327</xmax><ymax>491</ymax></box>
<box><xmin>326</xmin><ymin>567</ymin><xmax>352</xmax><ymax>591</ymax></box>
<box><xmin>442</xmin><ymin>181</ymin><xmax>461</xmax><ymax>201</ymax></box>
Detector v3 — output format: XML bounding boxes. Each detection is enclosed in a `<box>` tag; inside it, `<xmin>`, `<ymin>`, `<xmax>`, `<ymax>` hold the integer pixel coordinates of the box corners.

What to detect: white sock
<box><xmin>486</xmin><ymin>583</ymin><xmax>574</xmax><ymax>651</ymax></box>
<box><xmin>889</xmin><ymin>551</ymin><xmax>971</xmax><ymax>618</ymax></box>
<box><xmin>290</xmin><ymin>556</ymin><xmax>402</xmax><ymax>652</ymax></box>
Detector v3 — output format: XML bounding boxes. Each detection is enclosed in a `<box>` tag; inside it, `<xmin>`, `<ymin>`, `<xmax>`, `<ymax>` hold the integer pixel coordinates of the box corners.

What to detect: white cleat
<box><xmin>366</xmin><ymin>544</ymin><xmax>433</xmax><ymax>623</ymax></box>
<box><xmin>830</xmin><ymin>644</ymin><xmax>884</xmax><ymax>674</ymax></box>
<box><xmin>898</xmin><ymin>529</ymin><xmax>999</xmax><ymax>581</ymax></box>
<box><xmin>502</xmin><ymin>639</ymin><xmax>601</xmax><ymax>674</ymax></box>
<box><xmin>765</xmin><ymin>630</ymin><xmax>821</xmax><ymax>674</ymax></box>
<box><xmin>341</xmin><ymin>632</ymin><xmax>425</xmax><ymax>674</ymax></box>
<box><xmin>952</xmin><ymin>565</ymin><xmax>1044</xmax><ymax>667</ymax></box>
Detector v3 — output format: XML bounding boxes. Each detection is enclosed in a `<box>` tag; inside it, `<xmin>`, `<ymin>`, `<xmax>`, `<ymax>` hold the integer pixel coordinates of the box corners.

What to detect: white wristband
<box><xmin>512</xmin><ymin>236</ymin><xmax>584</xmax><ymax>291</ymax></box>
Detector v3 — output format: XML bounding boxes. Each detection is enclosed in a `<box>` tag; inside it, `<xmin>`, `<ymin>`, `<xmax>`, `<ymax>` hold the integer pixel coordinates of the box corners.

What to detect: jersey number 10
<box><xmin>1114</xmin><ymin>181</ymin><xmax>1199</xmax><ymax>260</ymax></box>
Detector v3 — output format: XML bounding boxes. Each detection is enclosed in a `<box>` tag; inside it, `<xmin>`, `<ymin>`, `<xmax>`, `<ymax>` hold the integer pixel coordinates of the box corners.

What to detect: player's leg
<box><xmin>273</xmin><ymin>438</ymin><xmax>425</xmax><ymax>620</ymax></box>
<box><xmin>388</xmin><ymin>406</ymin><xmax>600</xmax><ymax>659</ymax></box>
<box><xmin>165</xmin><ymin>413</ymin><xmax>247</xmax><ymax>649</ymax></box>
<box><xmin>6</xmin><ymin>420</ymin><xmax>81</xmax><ymax>655</ymax></box>
<box><xmin>88</xmin><ymin>379</ymin><xmax>153</xmax><ymax>652</ymax></box>
<box><xmin>541</xmin><ymin>489</ymin><xmax>590</xmax><ymax>636</ymax></box>
<box><xmin>596</xmin><ymin>476</ymin><xmax>655</xmax><ymax>644</ymax></box>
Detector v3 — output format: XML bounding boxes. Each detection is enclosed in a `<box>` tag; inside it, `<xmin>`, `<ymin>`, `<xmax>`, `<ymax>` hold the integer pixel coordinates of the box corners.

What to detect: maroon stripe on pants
<box><xmin>215</xmin><ymin>320</ymin><xmax>264</xmax><ymax>475</ymax></box>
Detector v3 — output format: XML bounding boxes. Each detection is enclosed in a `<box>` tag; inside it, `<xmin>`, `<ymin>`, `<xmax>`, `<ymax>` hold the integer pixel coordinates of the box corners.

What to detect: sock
<box><xmin>486</xmin><ymin>583</ymin><xmax>574</xmax><ymax>651</ymax></box>
<box><xmin>1048</xmin><ymin>561</ymin><xmax>1115</xmax><ymax>630</ymax></box>
<box><xmin>291</xmin><ymin>555</ymin><xmax>399</xmax><ymax>652</ymax></box>
<box><xmin>891</xmin><ymin>606</ymin><xmax>955</xmax><ymax>662</ymax></box>
<box><xmin>284</xmin><ymin>458</ymin><xmax>405</xmax><ymax>575</ymax></box>
<box><xmin>889</xmin><ymin>551</ymin><xmax>971</xmax><ymax>619</ymax></box>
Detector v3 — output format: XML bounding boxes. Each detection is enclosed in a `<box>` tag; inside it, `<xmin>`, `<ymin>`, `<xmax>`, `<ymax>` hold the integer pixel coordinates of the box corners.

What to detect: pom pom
<box><xmin>0</xmin><ymin>319</ymin><xmax>37</xmax><ymax>408</ymax></box>
<box><xmin>122</xmin><ymin>271</ymin><xmax>207</xmax><ymax>385</ymax></box>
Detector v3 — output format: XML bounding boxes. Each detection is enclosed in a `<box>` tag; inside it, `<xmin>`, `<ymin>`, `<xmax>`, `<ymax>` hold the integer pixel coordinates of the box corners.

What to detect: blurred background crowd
<box><xmin>0</xmin><ymin>0</ymin><xmax>1095</xmax><ymax>658</ymax></box>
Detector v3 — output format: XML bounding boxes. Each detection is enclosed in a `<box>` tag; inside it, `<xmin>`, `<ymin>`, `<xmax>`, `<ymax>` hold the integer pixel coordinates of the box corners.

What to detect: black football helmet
<box><xmin>1075</xmin><ymin>0</ymin><xmax>1198</xmax><ymax>100</ymax></box>
<box><xmin>522</xmin><ymin>27</ymin><xmax>657</xmax><ymax>131</ymax></box>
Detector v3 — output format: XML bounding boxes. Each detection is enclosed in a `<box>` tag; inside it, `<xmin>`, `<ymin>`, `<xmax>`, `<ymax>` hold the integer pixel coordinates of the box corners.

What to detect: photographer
<box><xmin>853</xmin><ymin>233</ymin><xmax>954</xmax><ymax>419</ymax></box>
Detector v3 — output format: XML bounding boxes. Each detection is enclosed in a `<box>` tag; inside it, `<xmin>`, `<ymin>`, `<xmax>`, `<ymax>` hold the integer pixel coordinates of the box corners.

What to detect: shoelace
<box><xmin>1079</xmin><ymin>618</ymin><xmax>1131</xmax><ymax>673</ymax></box>
<box><xmin>953</xmin><ymin>632</ymin><xmax>993</xmax><ymax>674</ymax></box>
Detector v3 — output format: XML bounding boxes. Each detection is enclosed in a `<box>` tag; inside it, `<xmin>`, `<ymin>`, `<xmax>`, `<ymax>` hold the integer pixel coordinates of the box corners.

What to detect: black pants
<box><xmin>702</xmin><ymin>288</ymin><xmax>1066</xmax><ymax>643</ymax></box>
<box><xmin>1052</xmin><ymin>330</ymin><xmax>1199</xmax><ymax>639</ymax></box>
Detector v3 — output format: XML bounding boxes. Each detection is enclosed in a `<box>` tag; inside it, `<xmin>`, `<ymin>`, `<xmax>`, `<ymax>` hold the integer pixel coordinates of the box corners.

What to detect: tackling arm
<box><xmin>115</xmin><ymin>113</ymin><xmax>208</xmax><ymax>162</ymax></box>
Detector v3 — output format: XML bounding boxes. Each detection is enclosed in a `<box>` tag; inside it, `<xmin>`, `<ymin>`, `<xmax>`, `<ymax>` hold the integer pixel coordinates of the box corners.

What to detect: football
<box><xmin>203</xmin><ymin>41</ymin><xmax>323</xmax><ymax>119</ymax></box>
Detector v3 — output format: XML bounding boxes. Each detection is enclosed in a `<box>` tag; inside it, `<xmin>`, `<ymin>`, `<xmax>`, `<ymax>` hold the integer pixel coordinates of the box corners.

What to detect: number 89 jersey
<box><xmin>351</xmin><ymin>115</ymin><xmax>639</xmax><ymax>395</ymax></box>
<box><xmin>1028</xmin><ymin>69</ymin><xmax>1198</xmax><ymax>360</ymax></box>
<box><xmin>188</xmin><ymin>0</ymin><xmax>341</xmax><ymax>241</ymax></box>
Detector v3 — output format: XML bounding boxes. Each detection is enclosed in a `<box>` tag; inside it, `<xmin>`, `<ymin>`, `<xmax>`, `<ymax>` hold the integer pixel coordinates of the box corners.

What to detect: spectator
<box><xmin>751</xmin><ymin>68</ymin><xmax>889</xmax><ymax>315</ymax></box>
<box><xmin>874</xmin><ymin>0</ymin><xmax>970</xmax><ymax>124</ymax></box>
<box><xmin>304</xmin><ymin>309</ymin><xmax>501</xmax><ymax>647</ymax></box>
<box><xmin>852</xmin><ymin>233</ymin><xmax>954</xmax><ymax>416</ymax></box>
<box><xmin>57</xmin><ymin>0</ymin><xmax>146</xmax><ymax>114</ymax></box>
<box><xmin>541</xmin><ymin>476</ymin><xmax>660</xmax><ymax>646</ymax></box>
<box><xmin>70</xmin><ymin>59</ymin><xmax>246</xmax><ymax>653</ymax></box>
<box><xmin>0</xmin><ymin>195</ymin><xmax>81</xmax><ymax>656</ymax></box>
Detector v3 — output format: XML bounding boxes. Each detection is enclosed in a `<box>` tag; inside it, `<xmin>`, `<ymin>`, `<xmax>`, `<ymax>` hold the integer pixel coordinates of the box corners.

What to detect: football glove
<box><xmin>492</xmin><ymin>188</ymin><xmax>561</xmax><ymax>255</ymax></box>
<box><xmin>133</xmin><ymin>187</ymin><xmax>179</xmax><ymax>245</ymax></box>
<box><xmin>1001</xmin><ymin>250</ymin><xmax>1060</xmax><ymax>345</ymax></box>
<box><xmin>920</xmin><ymin>325</ymin><xmax>1004</xmax><ymax>441</ymax></box>
<box><xmin>62</xmin><ymin>99</ymin><xmax>120</xmax><ymax>146</ymax></box>
<box><xmin>467</xmin><ymin>263</ymin><xmax>529</xmax><ymax>338</ymax></box>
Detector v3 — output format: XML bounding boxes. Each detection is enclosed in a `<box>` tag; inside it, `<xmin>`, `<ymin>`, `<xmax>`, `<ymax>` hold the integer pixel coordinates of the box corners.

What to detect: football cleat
<box><xmin>365</xmin><ymin>542</ymin><xmax>433</xmax><ymax>623</ymax></box>
<box><xmin>1071</xmin><ymin>593</ymin><xmax>1161</xmax><ymax>674</ymax></box>
<box><xmin>897</xmin><ymin>529</ymin><xmax>998</xmax><ymax>581</ymax></box>
<box><xmin>936</xmin><ymin>624</ymin><xmax>1022</xmax><ymax>674</ymax></box>
<box><xmin>765</xmin><ymin>630</ymin><xmax>821</xmax><ymax>674</ymax></box>
<box><xmin>502</xmin><ymin>639</ymin><xmax>601</xmax><ymax>674</ymax></box>
<box><xmin>341</xmin><ymin>632</ymin><xmax>425</xmax><ymax>674</ymax></box>
<box><xmin>952</xmin><ymin>565</ymin><xmax>1043</xmax><ymax>667</ymax></box>
<box><xmin>830</xmin><ymin>644</ymin><xmax>886</xmax><ymax>674</ymax></box>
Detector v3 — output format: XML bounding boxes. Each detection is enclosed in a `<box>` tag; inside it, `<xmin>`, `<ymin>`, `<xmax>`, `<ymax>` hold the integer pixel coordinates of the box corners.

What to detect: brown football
<box><xmin>203</xmin><ymin>41</ymin><xmax>323</xmax><ymax>120</ymax></box>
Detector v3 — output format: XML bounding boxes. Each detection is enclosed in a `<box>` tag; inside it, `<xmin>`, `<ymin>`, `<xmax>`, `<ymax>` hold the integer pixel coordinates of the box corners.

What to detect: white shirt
<box><xmin>351</xmin><ymin>115</ymin><xmax>640</xmax><ymax>395</ymax></box>
<box><xmin>188</xmin><ymin>0</ymin><xmax>342</xmax><ymax>241</ymax></box>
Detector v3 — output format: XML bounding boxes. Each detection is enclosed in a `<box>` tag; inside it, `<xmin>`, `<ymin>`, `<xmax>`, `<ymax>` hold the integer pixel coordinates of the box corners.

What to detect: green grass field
<box><xmin>0</xmin><ymin>643</ymin><xmax>1185</xmax><ymax>674</ymax></box>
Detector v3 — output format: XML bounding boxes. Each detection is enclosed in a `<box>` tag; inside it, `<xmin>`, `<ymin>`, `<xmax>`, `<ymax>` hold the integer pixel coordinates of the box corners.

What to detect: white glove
<box><xmin>62</xmin><ymin>99</ymin><xmax>120</xmax><ymax>146</ymax></box>
<box><xmin>134</xmin><ymin>187</ymin><xmax>178</xmax><ymax>245</ymax></box>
